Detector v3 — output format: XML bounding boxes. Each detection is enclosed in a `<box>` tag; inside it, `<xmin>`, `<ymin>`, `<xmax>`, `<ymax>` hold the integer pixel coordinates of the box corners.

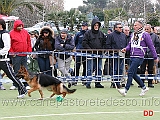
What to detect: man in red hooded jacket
<box><xmin>9</xmin><ymin>20</ymin><xmax>32</xmax><ymax>90</ymax></box>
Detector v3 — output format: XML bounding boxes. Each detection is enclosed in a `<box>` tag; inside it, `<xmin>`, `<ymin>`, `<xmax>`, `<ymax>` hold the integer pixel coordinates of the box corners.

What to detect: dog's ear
<box><xmin>23</xmin><ymin>66</ymin><xmax>28</xmax><ymax>72</ymax></box>
<box><xmin>20</xmin><ymin>65</ymin><xmax>23</xmax><ymax>69</ymax></box>
<box><xmin>20</xmin><ymin>66</ymin><xmax>24</xmax><ymax>71</ymax></box>
<box><xmin>22</xmin><ymin>66</ymin><xmax>26</xmax><ymax>71</ymax></box>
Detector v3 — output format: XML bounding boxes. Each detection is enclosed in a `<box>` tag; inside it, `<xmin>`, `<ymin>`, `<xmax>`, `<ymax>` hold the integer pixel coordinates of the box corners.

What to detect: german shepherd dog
<box><xmin>16</xmin><ymin>66</ymin><xmax>76</xmax><ymax>99</ymax></box>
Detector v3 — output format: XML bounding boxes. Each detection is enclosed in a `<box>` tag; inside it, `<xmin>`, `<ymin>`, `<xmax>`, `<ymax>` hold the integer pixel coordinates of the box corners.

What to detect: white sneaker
<box><xmin>10</xmin><ymin>86</ymin><xmax>17</xmax><ymax>90</ymax></box>
<box><xmin>26</xmin><ymin>86</ymin><xmax>31</xmax><ymax>90</ymax></box>
<box><xmin>50</xmin><ymin>65</ymin><xmax>54</xmax><ymax>67</ymax></box>
<box><xmin>0</xmin><ymin>86</ymin><xmax>6</xmax><ymax>90</ymax></box>
<box><xmin>139</xmin><ymin>87</ymin><xmax>149</xmax><ymax>96</ymax></box>
<box><xmin>118</xmin><ymin>89</ymin><xmax>126</xmax><ymax>96</ymax></box>
<box><xmin>17</xmin><ymin>91</ymin><xmax>27</xmax><ymax>99</ymax></box>
<box><xmin>17</xmin><ymin>94</ymin><xmax>26</xmax><ymax>99</ymax></box>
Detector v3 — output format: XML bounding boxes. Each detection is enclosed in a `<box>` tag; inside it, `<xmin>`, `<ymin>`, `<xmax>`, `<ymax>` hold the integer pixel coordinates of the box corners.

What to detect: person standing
<box><xmin>106</xmin><ymin>23</ymin><xmax>127</xmax><ymax>88</ymax></box>
<box><xmin>55</xmin><ymin>28</ymin><xmax>75</xmax><ymax>86</ymax></box>
<box><xmin>0</xmin><ymin>19</ymin><xmax>27</xmax><ymax>98</ymax></box>
<box><xmin>29</xmin><ymin>31</ymin><xmax>37</xmax><ymax>50</ymax></box>
<box><xmin>103</xmin><ymin>28</ymin><xmax>112</xmax><ymax>76</ymax></box>
<box><xmin>9</xmin><ymin>19</ymin><xmax>32</xmax><ymax>90</ymax></box>
<box><xmin>123</xmin><ymin>26</ymin><xmax>134</xmax><ymax>86</ymax></box>
<box><xmin>34</xmin><ymin>26</ymin><xmax>57</xmax><ymax>76</ymax></box>
<box><xmin>73</xmin><ymin>22</ymin><xmax>88</xmax><ymax>84</ymax></box>
<box><xmin>82</xmin><ymin>18</ymin><xmax>106</xmax><ymax>89</ymax></box>
<box><xmin>139</xmin><ymin>24</ymin><xmax>160</xmax><ymax>88</ymax></box>
<box><xmin>107</xmin><ymin>28</ymin><xmax>112</xmax><ymax>35</ymax></box>
<box><xmin>118</xmin><ymin>21</ymin><xmax>158</xmax><ymax>96</ymax></box>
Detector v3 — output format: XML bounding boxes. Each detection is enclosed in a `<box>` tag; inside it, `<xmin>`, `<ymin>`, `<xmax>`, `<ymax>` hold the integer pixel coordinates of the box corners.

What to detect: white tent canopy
<box><xmin>0</xmin><ymin>14</ymin><xmax>19</xmax><ymax>30</ymax></box>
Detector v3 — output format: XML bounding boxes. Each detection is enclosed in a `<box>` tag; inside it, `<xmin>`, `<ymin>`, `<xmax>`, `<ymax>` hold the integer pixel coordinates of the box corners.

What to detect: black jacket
<box><xmin>0</xmin><ymin>30</ymin><xmax>8</xmax><ymax>49</ymax></box>
<box><xmin>106</xmin><ymin>30</ymin><xmax>127</xmax><ymax>49</ymax></box>
<box><xmin>35</xmin><ymin>27</ymin><xmax>55</xmax><ymax>58</ymax></box>
<box><xmin>55</xmin><ymin>35</ymin><xmax>74</xmax><ymax>60</ymax></box>
<box><xmin>145</xmin><ymin>32</ymin><xmax>160</xmax><ymax>57</ymax></box>
<box><xmin>82</xmin><ymin>18</ymin><xmax>106</xmax><ymax>54</ymax></box>
<box><xmin>35</xmin><ymin>37</ymin><xmax>55</xmax><ymax>58</ymax></box>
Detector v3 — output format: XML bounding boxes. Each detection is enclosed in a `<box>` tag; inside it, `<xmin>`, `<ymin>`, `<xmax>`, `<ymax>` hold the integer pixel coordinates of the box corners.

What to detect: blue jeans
<box><xmin>125</xmin><ymin>58</ymin><xmax>145</xmax><ymax>91</ymax></box>
<box><xmin>86</xmin><ymin>58</ymin><xmax>102</xmax><ymax>86</ymax></box>
<box><xmin>110</xmin><ymin>54</ymin><xmax>124</xmax><ymax>86</ymax></box>
<box><xmin>38</xmin><ymin>56</ymin><xmax>52</xmax><ymax>76</ymax></box>
<box><xmin>74</xmin><ymin>56</ymin><xmax>86</xmax><ymax>76</ymax></box>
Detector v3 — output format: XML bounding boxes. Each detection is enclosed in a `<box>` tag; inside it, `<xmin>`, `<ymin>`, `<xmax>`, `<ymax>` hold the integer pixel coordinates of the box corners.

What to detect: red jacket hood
<box><xmin>13</xmin><ymin>20</ymin><xmax>24</xmax><ymax>30</ymax></box>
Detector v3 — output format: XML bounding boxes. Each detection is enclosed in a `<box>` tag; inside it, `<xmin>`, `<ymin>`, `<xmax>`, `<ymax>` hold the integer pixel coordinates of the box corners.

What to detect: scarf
<box><xmin>133</xmin><ymin>27</ymin><xmax>143</xmax><ymax>40</ymax></box>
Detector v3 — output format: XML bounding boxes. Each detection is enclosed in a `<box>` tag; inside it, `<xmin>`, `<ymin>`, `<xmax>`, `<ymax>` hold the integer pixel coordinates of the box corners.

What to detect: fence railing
<box><xmin>9</xmin><ymin>49</ymin><xmax>160</xmax><ymax>85</ymax></box>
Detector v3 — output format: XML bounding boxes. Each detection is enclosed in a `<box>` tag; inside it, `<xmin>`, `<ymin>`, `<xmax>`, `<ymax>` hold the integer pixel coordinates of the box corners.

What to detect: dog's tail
<box><xmin>63</xmin><ymin>85</ymin><xmax>76</xmax><ymax>94</ymax></box>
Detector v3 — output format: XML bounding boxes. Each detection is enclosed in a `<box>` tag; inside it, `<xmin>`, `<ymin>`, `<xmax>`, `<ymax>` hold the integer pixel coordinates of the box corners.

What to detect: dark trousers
<box><xmin>140</xmin><ymin>59</ymin><xmax>154</xmax><ymax>85</ymax></box>
<box><xmin>74</xmin><ymin>56</ymin><xmax>86</xmax><ymax>76</ymax></box>
<box><xmin>12</xmin><ymin>56</ymin><xmax>29</xmax><ymax>87</ymax></box>
<box><xmin>0</xmin><ymin>61</ymin><xmax>26</xmax><ymax>95</ymax></box>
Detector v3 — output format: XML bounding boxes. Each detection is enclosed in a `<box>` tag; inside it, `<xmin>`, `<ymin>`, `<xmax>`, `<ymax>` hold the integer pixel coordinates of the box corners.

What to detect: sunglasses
<box><xmin>117</xmin><ymin>27</ymin><xmax>123</xmax><ymax>28</ymax></box>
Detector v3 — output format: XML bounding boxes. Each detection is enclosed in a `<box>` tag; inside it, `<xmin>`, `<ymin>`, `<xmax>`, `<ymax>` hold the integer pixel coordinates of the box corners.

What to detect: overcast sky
<box><xmin>64</xmin><ymin>0</ymin><xmax>83</xmax><ymax>11</ymax></box>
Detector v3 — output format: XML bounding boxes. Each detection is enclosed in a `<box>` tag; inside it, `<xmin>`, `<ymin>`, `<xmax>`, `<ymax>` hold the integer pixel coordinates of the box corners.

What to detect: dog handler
<box><xmin>0</xmin><ymin>19</ymin><xmax>27</xmax><ymax>98</ymax></box>
<box><xmin>118</xmin><ymin>21</ymin><xmax>158</xmax><ymax>96</ymax></box>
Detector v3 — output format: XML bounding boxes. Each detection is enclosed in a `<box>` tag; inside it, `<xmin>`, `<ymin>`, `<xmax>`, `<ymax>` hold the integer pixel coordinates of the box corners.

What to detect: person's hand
<box><xmin>13</xmin><ymin>55</ymin><xmax>16</xmax><ymax>57</ymax></box>
<box><xmin>121</xmin><ymin>48</ymin><xmax>126</xmax><ymax>53</ymax></box>
<box><xmin>60</xmin><ymin>44</ymin><xmax>63</xmax><ymax>47</ymax></box>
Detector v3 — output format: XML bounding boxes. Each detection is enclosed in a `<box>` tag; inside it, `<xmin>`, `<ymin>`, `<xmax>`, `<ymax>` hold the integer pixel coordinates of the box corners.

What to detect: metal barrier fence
<box><xmin>53</xmin><ymin>49</ymin><xmax>160</xmax><ymax>88</ymax></box>
<box><xmin>10</xmin><ymin>50</ymin><xmax>160</xmax><ymax>86</ymax></box>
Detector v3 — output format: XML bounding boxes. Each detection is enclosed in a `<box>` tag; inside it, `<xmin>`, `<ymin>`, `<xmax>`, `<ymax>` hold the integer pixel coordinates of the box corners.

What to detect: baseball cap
<box><xmin>61</xmin><ymin>28</ymin><xmax>68</xmax><ymax>34</ymax></box>
<box><xmin>29</xmin><ymin>31</ymin><xmax>36</xmax><ymax>35</ymax></box>
<box><xmin>82</xmin><ymin>22</ymin><xmax>88</xmax><ymax>26</ymax></box>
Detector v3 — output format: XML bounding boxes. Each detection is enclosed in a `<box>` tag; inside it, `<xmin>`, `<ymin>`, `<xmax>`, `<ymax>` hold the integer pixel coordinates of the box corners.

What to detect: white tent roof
<box><xmin>0</xmin><ymin>14</ymin><xmax>19</xmax><ymax>22</ymax></box>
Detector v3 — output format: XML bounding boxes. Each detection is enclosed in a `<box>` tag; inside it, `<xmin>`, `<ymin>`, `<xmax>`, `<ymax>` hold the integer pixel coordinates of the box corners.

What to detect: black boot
<box><xmin>95</xmin><ymin>82</ymin><xmax>104</xmax><ymax>88</ymax></box>
<box><xmin>148</xmin><ymin>80</ymin><xmax>154</xmax><ymax>88</ymax></box>
<box><xmin>148</xmin><ymin>84</ymin><xmax>154</xmax><ymax>88</ymax></box>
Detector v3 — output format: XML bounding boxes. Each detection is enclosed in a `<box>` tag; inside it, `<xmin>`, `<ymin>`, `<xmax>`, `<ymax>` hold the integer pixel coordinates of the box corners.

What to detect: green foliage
<box><xmin>0</xmin><ymin>0</ymin><xmax>43</xmax><ymax>15</ymax></box>
<box><xmin>100</xmin><ymin>27</ymin><xmax>108</xmax><ymax>34</ymax></box>
<box><xmin>83</xmin><ymin>0</ymin><xmax>108</xmax><ymax>9</ymax></box>
<box><xmin>78</xmin><ymin>5</ymin><xmax>93</xmax><ymax>14</ymax></box>
<box><xmin>147</xmin><ymin>13</ymin><xmax>160</xmax><ymax>26</ymax></box>
<box><xmin>93</xmin><ymin>8</ymin><xmax>104</xmax><ymax>21</ymax></box>
<box><xmin>47</xmin><ymin>9</ymin><xmax>87</xmax><ymax>32</ymax></box>
<box><xmin>104</xmin><ymin>8</ymin><xmax>127</xmax><ymax>28</ymax></box>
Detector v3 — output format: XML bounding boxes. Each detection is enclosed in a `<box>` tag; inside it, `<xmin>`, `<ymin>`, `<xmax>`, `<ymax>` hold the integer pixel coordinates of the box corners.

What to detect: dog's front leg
<box><xmin>62</xmin><ymin>92</ymin><xmax>66</xmax><ymax>98</ymax></box>
<box><xmin>38</xmin><ymin>89</ymin><xmax>43</xmax><ymax>100</ymax></box>
<box><xmin>28</xmin><ymin>88</ymin><xmax>37</xmax><ymax>97</ymax></box>
<box><xmin>50</xmin><ymin>93</ymin><xmax>55</xmax><ymax>98</ymax></box>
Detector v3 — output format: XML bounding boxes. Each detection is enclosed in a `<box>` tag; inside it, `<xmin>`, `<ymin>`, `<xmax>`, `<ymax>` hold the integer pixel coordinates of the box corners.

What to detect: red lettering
<box><xmin>144</xmin><ymin>110</ymin><xmax>148</xmax><ymax>116</ymax></box>
<box><xmin>149</xmin><ymin>110</ymin><xmax>153</xmax><ymax>116</ymax></box>
<box><xmin>143</xmin><ymin>110</ymin><xmax>154</xmax><ymax>116</ymax></box>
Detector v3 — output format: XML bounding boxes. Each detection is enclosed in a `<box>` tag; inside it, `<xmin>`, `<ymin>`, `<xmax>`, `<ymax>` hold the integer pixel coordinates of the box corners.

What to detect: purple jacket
<box><xmin>126</xmin><ymin>32</ymin><xmax>157</xmax><ymax>60</ymax></box>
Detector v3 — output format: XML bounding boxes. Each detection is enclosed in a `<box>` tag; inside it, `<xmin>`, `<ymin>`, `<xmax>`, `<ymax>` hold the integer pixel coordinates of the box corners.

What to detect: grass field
<box><xmin>0</xmin><ymin>81</ymin><xmax>160</xmax><ymax>120</ymax></box>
